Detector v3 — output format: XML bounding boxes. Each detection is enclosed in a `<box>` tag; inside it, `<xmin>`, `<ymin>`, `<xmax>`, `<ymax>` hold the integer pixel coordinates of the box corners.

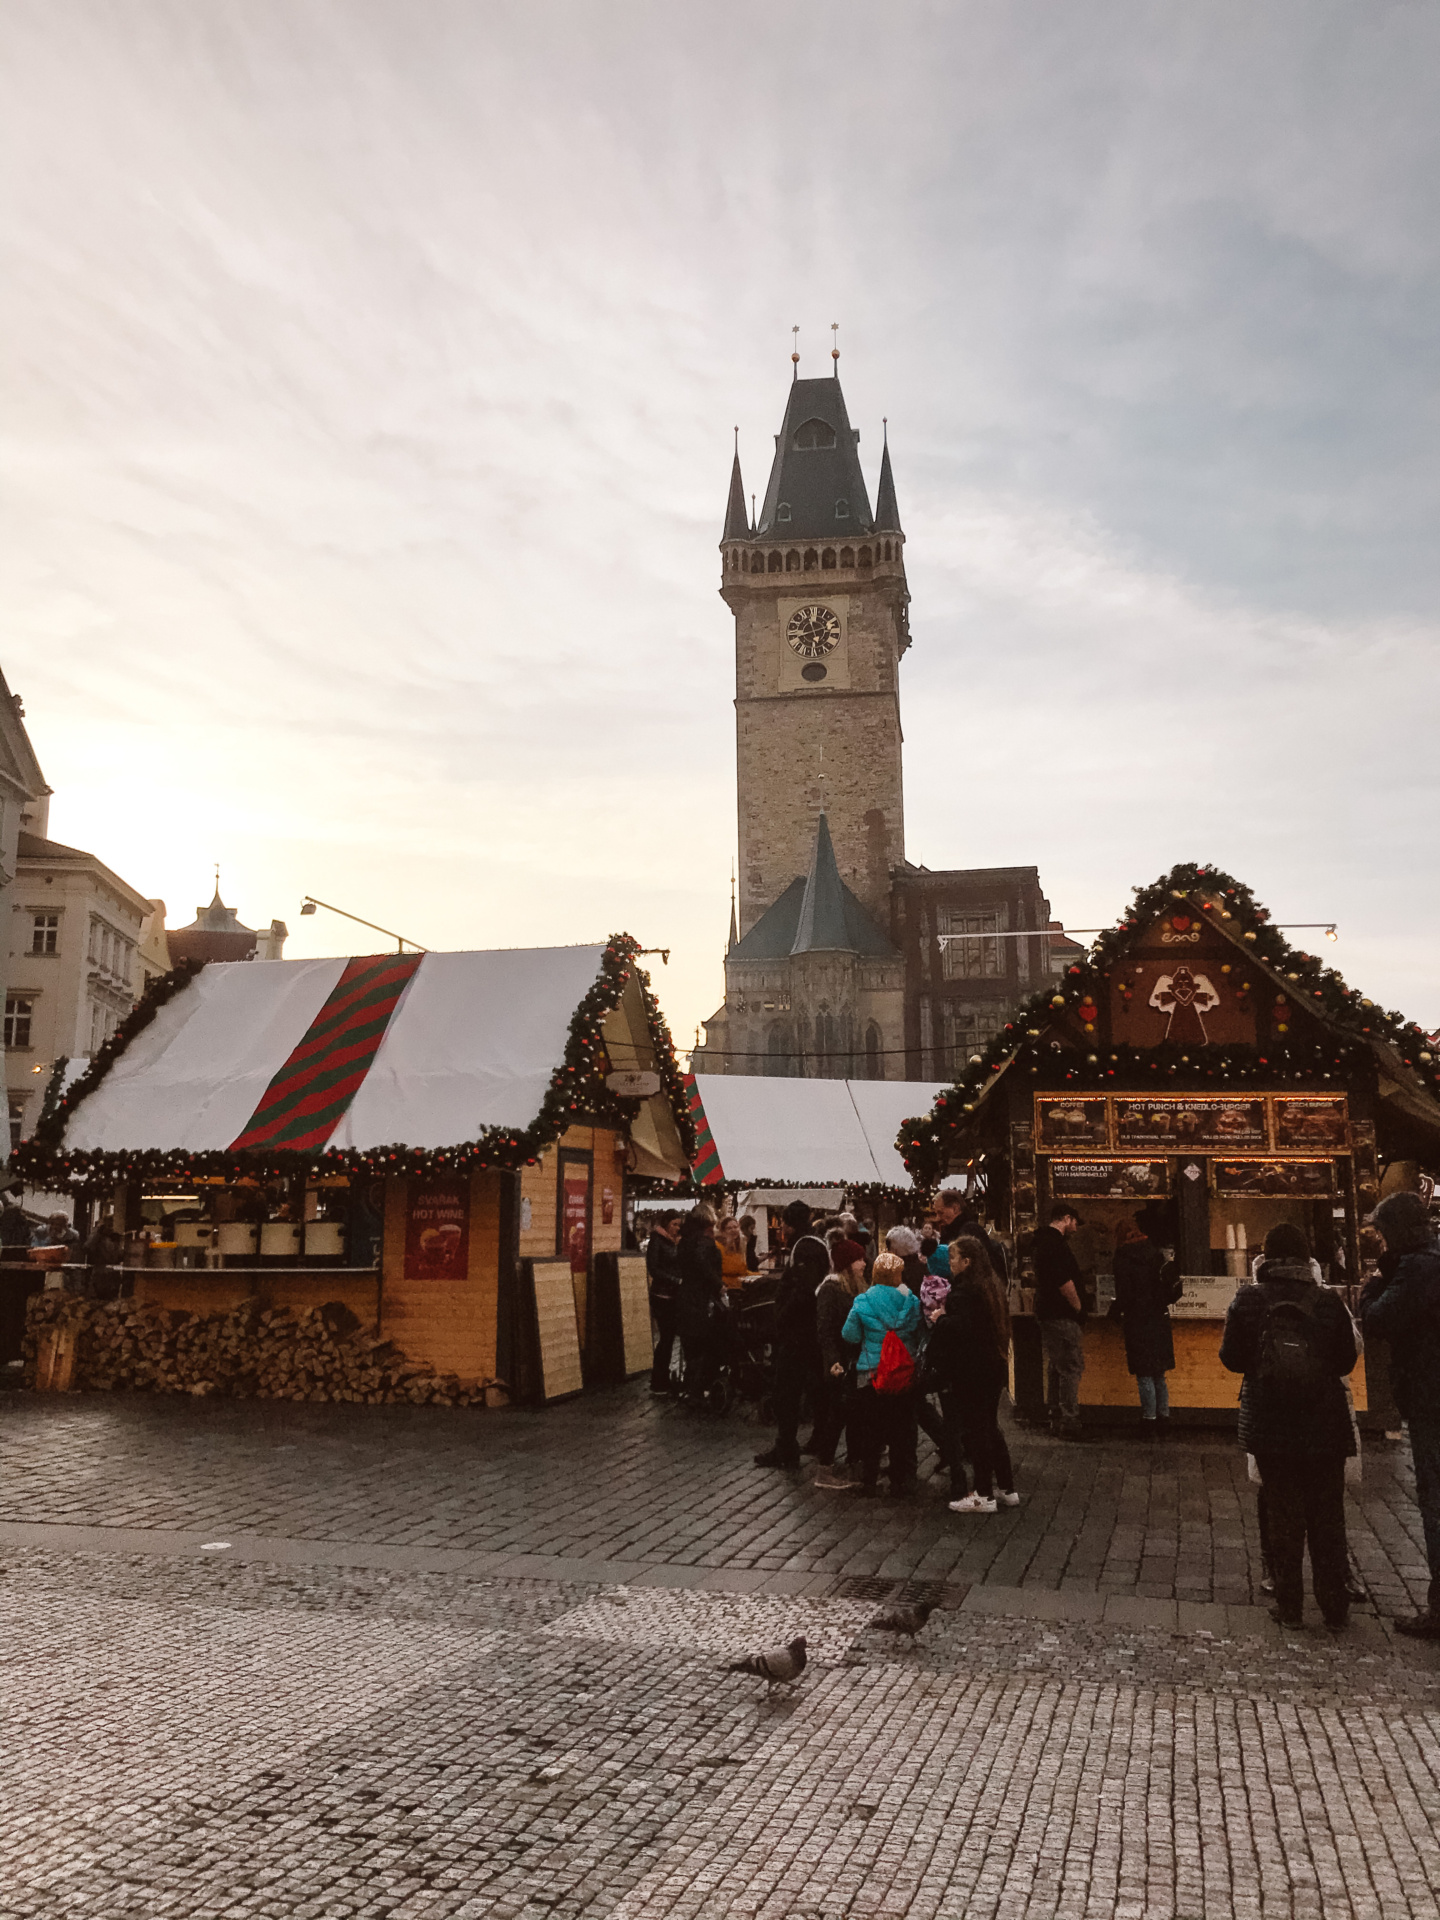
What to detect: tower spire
<box><xmin>874</xmin><ymin>424</ymin><xmax>902</xmax><ymax>533</ymax></box>
<box><xmin>728</xmin><ymin>866</ymin><xmax>738</xmax><ymax>952</ymax></box>
<box><xmin>791</xmin><ymin>323</ymin><xmax>799</xmax><ymax>381</ymax></box>
<box><xmin>722</xmin><ymin>440</ymin><xmax>750</xmax><ymax>540</ymax></box>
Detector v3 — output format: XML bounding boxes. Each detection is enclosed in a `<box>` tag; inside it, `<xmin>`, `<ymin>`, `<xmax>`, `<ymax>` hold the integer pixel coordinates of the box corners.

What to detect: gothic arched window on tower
<box><xmin>785</xmin><ymin>550</ymin><xmax>801</xmax><ymax>571</ymax></box>
<box><xmin>840</xmin><ymin>546</ymin><xmax>854</xmax><ymax>568</ymax></box>
<box><xmin>793</xmin><ymin>418</ymin><xmax>837</xmax><ymax>450</ymax></box>
<box><xmin>777</xmin><ymin>503</ymin><xmax>792</xmax><ymax>521</ymax></box>
<box><xmin>865</xmin><ymin>1022</ymin><xmax>883</xmax><ymax>1079</ymax></box>
<box><xmin>750</xmin><ymin>550</ymin><xmax>766</xmax><ymax>573</ymax></box>
<box><xmin>767</xmin><ymin>550</ymin><xmax>783</xmax><ymax>573</ymax></box>
<box><xmin>822</xmin><ymin>549</ymin><xmax>837</xmax><ymax>570</ymax></box>
<box><xmin>858</xmin><ymin>546</ymin><xmax>872</xmax><ymax>567</ymax></box>
<box><xmin>766</xmin><ymin>1025</ymin><xmax>789</xmax><ymax>1076</ymax></box>
<box><xmin>835</xmin><ymin>498</ymin><xmax>849</xmax><ymax>519</ymax></box>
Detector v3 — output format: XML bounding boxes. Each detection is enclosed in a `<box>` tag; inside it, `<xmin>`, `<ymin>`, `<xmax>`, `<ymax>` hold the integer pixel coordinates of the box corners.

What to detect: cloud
<box><xmin>1</xmin><ymin>0</ymin><xmax>1437</xmax><ymax>1047</ymax></box>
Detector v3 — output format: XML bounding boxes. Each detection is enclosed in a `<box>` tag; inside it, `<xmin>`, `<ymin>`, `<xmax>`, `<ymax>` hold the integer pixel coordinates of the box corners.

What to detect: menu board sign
<box><xmin>1170</xmin><ymin>1274</ymin><xmax>1244</xmax><ymax>1320</ymax></box>
<box><xmin>1214</xmin><ymin>1160</ymin><xmax>1335</xmax><ymax>1197</ymax></box>
<box><xmin>1034</xmin><ymin>1098</ymin><xmax>1109</xmax><ymax>1151</ymax></box>
<box><xmin>1051</xmin><ymin>1161</ymin><xmax>1170</xmax><ymax>1199</ymax></box>
<box><xmin>1273</xmin><ymin>1097</ymin><xmax>1349</xmax><ymax>1152</ymax></box>
<box><xmin>1114</xmin><ymin>1097</ymin><xmax>1268</xmax><ymax>1152</ymax></box>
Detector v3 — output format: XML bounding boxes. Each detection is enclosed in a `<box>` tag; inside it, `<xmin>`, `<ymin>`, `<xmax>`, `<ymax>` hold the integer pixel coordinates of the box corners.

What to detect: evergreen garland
<box><xmin>896</xmin><ymin>860</ymin><xmax>1440</xmax><ymax>1187</ymax></box>
<box><xmin>15</xmin><ymin>936</ymin><xmax>697</xmax><ymax>1192</ymax></box>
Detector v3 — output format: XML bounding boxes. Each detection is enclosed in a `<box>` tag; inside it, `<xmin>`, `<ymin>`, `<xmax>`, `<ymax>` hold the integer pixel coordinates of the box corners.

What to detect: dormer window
<box><xmin>835</xmin><ymin>499</ymin><xmax>850</xmax><ymax>519</ymax></box>
<box><xmin>777</xmin><ymin>503</ymin><xmax>791</xmax><ymax>522</ymax></box>
<box><xmin>793</xmin><ymin>418</ymin><xmax>837</xmax><ymax>450</ymax></box>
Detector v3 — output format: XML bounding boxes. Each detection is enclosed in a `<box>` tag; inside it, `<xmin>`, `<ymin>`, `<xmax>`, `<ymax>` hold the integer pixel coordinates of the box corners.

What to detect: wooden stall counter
<box><xmin>1073</xmin><ymin>1313</ymin><xmax>1369</xmax><ymax>1421</ymax></box>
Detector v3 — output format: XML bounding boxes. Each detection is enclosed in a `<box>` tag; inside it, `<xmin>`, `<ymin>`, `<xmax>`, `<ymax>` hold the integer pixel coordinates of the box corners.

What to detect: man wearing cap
<box><xmin>1361</xmin><ymin>1192</ymin><xmax>1440</xmax><ymax>1638</ymax></box>
<box><xmin>1034</xmin><ymin>1201</ymin><xmax>1087</xmax><ymax>1439</ymax></box>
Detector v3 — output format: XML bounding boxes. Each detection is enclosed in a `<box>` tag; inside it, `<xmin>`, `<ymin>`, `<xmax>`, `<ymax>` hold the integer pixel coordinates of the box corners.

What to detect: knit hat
<box><xmin>927</xmin><ymin>1244</ymin><xmax>954</xmax><ymax>1277</ymax></box>
<box><xmin>831</xmin><ymin>1237</ymin><xmax>866</xmax><ymax>1272</ymax></box>
<box><xmin>1262</xmin><ymin>1223</ymin><xmax>1311</xmax><ymax>1262</ymax></box>
<box><xmin>920</xmin><ymin>1272</ymin><xmax>951</xmax><ymax>1317</ymax></box>
<box><xmin>1374</xmin><ymin>1191</ymin><xmax>1434</xmax><ymax>1254</ymax></box>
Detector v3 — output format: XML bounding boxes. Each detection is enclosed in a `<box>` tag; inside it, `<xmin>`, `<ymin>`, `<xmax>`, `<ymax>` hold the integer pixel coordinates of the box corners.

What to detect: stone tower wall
<box><xmin>725</xmin><ymin>548</ymin><xmax>908</xmax><ymax>933</ymax></box>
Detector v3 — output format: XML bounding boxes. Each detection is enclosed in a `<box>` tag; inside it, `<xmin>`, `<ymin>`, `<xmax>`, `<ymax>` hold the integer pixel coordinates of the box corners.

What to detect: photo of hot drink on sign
<box><xmin>403</xmin><ymin>1179</ymin><xmax>470</xmax><ymax>1280</ymax></box>
<box><xmin>1035</xmin><ymin>1098</ymin><xmax>1109</xmax><ymax>1150</ymax></box>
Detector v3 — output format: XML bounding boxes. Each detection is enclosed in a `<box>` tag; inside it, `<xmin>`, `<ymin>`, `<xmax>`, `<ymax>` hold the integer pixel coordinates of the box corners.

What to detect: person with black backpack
<box><xmin>1220</xmin><ymin>1223</ymin><xmax>1358</xmax><ymax>1630</ymax></box>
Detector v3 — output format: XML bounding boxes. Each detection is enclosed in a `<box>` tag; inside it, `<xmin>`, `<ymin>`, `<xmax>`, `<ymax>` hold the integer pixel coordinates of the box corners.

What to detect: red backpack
<box><xmin>874</xmin><ymin>1328</ymin><xmax>915</xmax><ymax>1395</ymax></box>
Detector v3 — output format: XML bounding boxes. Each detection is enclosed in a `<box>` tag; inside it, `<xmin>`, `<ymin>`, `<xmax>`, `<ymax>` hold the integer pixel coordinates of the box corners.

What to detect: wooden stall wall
<box><xmin>518</xmin><ymin>1126</ymin><xmax>626</xmax><ymax>1263</ymax></box>
<box><xmin>379</xmin><ymin>1168</ymin><xmax>504</xmax><ymax>1383</ymax></box>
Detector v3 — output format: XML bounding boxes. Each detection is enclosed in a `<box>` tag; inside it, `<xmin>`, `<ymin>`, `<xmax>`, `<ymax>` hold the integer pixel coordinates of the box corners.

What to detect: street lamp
<box><xmin>299</xmin><ymin>897</ymin><xmax>428</xmax><ymax>954</ymax></box>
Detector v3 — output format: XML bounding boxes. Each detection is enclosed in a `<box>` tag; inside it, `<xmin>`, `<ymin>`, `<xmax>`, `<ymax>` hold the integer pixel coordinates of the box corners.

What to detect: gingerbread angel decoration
<box><xmin>1149</xmin><ymin>964</ymin><xmax>1221</xmax><ymax>1044</ymax></box>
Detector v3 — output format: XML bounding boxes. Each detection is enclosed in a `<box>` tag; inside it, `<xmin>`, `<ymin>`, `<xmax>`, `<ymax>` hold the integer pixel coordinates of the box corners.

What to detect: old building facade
<box><xmin>693</xmin><ymin>364</ymin><xmax>1072</xmax><ymax>1081</ymax></box>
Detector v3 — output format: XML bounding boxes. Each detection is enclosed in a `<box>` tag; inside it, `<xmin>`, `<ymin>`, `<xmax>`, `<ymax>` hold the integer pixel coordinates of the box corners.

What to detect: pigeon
<box><xmin>869</xmin><ymin>1601</ymin><xmax>934</xmax><ymax>1643</ymax></box>
<box><xmin>724</xmin><ymin>1634</ymin><xmax>808</xmax><ymax>1692</ymax></box>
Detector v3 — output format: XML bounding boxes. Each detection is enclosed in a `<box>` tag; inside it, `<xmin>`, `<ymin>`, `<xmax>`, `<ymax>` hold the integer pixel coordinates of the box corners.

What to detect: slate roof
<box><xmin>755</xmin><ymin>377</ymin><xmax>875</xmax><ymax>540</ymax></box>
<box><xmin>722</xmin><ymin>450</ymin><xmax>751</xmax><ymax>541</ymax></box>
<box><xmin>732</xmin><ymin>814</ymin><xmax>897</xmax><ymax>960</ymax></box>
<box><xmin>873</xmin><ymin>439</ymin><xmax>902</xmax><ymax>532</ymax></box>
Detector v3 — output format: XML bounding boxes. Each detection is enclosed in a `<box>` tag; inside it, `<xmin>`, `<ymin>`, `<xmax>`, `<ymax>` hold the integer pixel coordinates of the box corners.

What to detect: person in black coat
<box><xmin>755</xmin><ymin>1235</ymin><xmax>828</xmax><ymax>1469</ymax></box>
<box><xmin>645</xmin><ymin>1211</ymin><xmax>684</xmax><ymax>1396</ymax></box>
<box><xmin>1220</xmin><ymin>1223</ymin><xmax>1358</xmax><ymax>1630</ymax></box>
<box><xmin>675</xmin><ymin>1205</ymin><xmax>726</xmax><ymax>1404</ymax></box>
<box><xmin>1033</xmin><ymin>1203</ymin><xmax>1087</xmax><ymax>1438</ymax></box>
<box><xmin>926</xmin><ymin>1235</ymin><xmax>1018</xmax><ymax>1512</ymax></box>
<box><xmin>1361</xmin><ymin>1191</ymin><xmax>1440</xmax><ymax>1637</ymax></box>
<box><xmin>1112</xmin><ymin>1217</ymin><xmax>1182</xmax><ymax>1435</ymax></box>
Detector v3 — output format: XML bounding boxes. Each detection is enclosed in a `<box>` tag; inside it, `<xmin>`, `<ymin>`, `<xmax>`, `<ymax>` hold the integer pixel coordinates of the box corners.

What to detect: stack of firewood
<box><xmin>23</xmin><ymin>1291</ymin><xmax>503</xmax><ymax>1407</ymax></box>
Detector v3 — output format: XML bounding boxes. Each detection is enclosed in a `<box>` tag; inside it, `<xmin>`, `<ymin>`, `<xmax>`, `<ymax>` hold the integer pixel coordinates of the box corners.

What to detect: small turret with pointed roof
<box><xmin>874</xmin><ymin>429</ymin><xmax>902</xmax><ymax>534</ymax></box>
<box><xmin>722</xmin><ymin>446</ymin><xmax>751</xmax><ymax>542</ymax></box>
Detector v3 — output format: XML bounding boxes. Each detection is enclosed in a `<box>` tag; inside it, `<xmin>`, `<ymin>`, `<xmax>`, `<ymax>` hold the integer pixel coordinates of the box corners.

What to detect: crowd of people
<box><xmin>640</xmin><ymin>1184</ymin><xmax>1440</xmax><ymax>1638</ymax></box>
<box><xmin>644</xmin><ymin>1190</ymin><xmax>1024</xmax><ymax>1514</ymax></box>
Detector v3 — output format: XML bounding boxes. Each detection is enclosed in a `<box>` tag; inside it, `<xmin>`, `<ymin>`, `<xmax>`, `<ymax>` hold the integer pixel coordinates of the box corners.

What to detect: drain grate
<box><xmin>828</xmin><ymin>1576</ymin><xmax>901</xmax><ymax>1602</ymax></box>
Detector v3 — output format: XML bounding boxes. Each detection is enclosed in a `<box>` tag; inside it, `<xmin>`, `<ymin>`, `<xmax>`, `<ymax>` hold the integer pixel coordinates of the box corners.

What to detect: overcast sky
<box><xmin>4</xmin><ymin>0</ymin><xmax>1438</xmax><ymax>1050</ymax></box>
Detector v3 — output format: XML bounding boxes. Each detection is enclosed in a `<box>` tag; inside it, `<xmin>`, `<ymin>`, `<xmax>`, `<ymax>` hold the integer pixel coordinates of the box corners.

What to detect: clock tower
<box><xmin>721</xmin><ymin>371</ymin><xmax>909</xmax><ymax>937</ymax></box>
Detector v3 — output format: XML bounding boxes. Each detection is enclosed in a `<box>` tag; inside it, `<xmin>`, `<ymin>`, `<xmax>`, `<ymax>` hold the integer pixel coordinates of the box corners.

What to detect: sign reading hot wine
<box><xmin>403</xmin><ymin>1179</ymin><xmax>471</xmax><ymax>1280</ymax></box>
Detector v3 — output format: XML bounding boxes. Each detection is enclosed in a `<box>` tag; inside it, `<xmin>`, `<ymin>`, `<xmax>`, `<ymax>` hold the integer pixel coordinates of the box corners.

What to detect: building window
<box><xmin>865</xmin><ymin>1022</ymin><xmax>882</xmax><ymax>1080</ymax></box>
<box><xmin>31</xmin><ymin>913</ymin><xmax>59</xmax><ymax>955</ymax></box>
<box><xmin>939</xmin><ymin>909</ymin><xmax>1005</xmax><ymax>979</ymax></box>
<box><xmin>8</xmin><ymin>1096</ymin><xmax>26</xmax><ymax>1151</ymax></box>
<box><xmin>941</xmin><ymin>1004</ymin><xmax>1004</xmax><ymax>1075</ymax></box>
<box><xmin>765</xmin><ymin>1026</ymin><xmax>789</xmax><ymax>1077</ymax></box>
<box><xmin>777</xmin><ymin>503</ymin><xmax>791</xmax><ymax>521</ymax></box>
<box><xmin>4</xmin><ymin>996</ymin><xmax>33</xmax><ymax>1049</ymax></box>
<box><xmin>793</xmin><ymin>418</ymin><xmax>837</xmax><ymax>450</ymax></box>
<box><xmin>835</xmin><ymin>498</ymin><xmax>849</xmax><ymax>519</ymax></box>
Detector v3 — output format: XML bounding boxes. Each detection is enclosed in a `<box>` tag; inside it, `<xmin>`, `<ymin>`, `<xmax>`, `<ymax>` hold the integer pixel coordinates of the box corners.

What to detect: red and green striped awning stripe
<box><xmin>230</xmin><ymin>953</ymin><xmax>423</xmax><ymax>1153</ymax></box>
<box><xmin>683</xmin><ymin>1072</ymin><xmax>725</xmax><ymax>1185</ymax></box>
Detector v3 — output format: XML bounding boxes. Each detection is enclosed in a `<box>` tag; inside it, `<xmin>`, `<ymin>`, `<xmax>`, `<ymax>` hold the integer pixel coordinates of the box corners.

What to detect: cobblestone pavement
<box><xmin>0</xmin><ymin>1383</ymin><xmax>1431</xmax><ymax>1611</ymax></box>
<box><xmin>3</xmin><ymin>1386</ymin><xmax>1440</xmax><ymax>1916</ymax></box>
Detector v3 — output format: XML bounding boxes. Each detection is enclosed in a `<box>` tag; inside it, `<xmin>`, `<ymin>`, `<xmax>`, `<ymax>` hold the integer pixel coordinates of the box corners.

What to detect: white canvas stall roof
<box><xmin>64</xmin><ymin>945</ymin><xmax>608</xmax><ymax>1154</ymax></box>
<box><xmin>690</xmin><ymin>1075</ymin><xmax>944</xmax><ymax>1188</ymax></box>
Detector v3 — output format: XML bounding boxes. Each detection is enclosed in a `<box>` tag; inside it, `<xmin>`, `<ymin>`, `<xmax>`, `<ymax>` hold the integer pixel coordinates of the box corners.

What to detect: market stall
<box><xmin>897</xmin><ymin>863</ymin><xmax>1440</xmax><ymax>1426</ymax></box>
<box><xmin>685</xmin><ymin>1071</ymin><xmax>944</xmax><ymax>1252</ymax></box>
<box><xmin>18</xmin><ymin>937</ymin><xmax>693</xmax><ymax>1403</ymax></box>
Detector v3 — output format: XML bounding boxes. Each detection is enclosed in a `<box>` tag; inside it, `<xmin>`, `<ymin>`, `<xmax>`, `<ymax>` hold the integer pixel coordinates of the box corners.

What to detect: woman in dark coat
<box><xmin>675</xmin><ymin>1204</ymin><xmax>726</xmax><ymax>1404</ymax></box>
<box><xmin>1113</xmin><ymin>1217</ymin><xmax>1183</xmax><ymax>1434</ymax></box>
<box><xmin>926</xmin><ymin>1235</ymin><xmax>1019</xmax><ymax>1513</ymax></box>
<box><xmin>755</xmin><ymin>1235</ymin><xmax>827</xmax><ymax>1469</ymax></box>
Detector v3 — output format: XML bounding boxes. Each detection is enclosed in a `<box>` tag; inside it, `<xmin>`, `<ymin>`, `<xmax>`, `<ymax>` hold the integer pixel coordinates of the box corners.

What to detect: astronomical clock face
<box><xmin>785</xmin><ymin>604</ymin><xmax>841</xmax><ymax>659</ymax></box>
